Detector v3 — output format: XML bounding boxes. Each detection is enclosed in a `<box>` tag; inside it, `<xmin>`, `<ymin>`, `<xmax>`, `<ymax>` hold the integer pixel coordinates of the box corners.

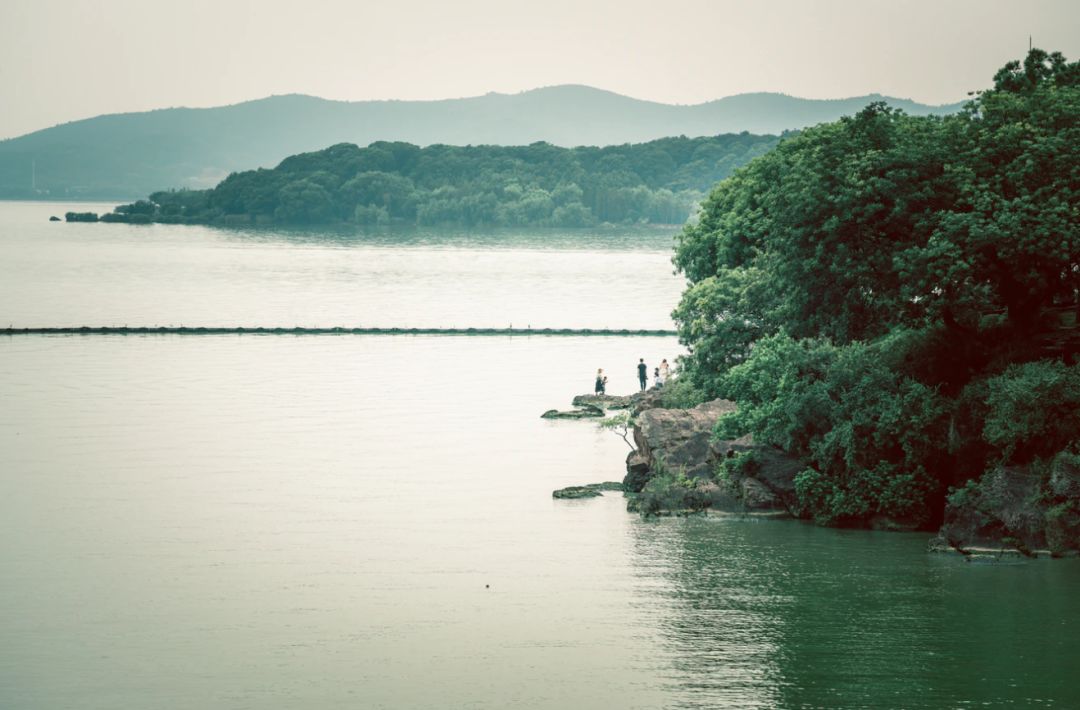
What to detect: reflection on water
<box><xmin>0</xmin><ymin>202</ymin><xmax>685</xmax><ymax>329</ymax></box>
<box><xmin>214</xmin><ymin>222</ymin><xmax>681</xmax><ymax>252</ymax></box>
<box><xmin>631</xmin><ymin>516</ymin><xmax>1080</xmax><ymax>709</ymax></box>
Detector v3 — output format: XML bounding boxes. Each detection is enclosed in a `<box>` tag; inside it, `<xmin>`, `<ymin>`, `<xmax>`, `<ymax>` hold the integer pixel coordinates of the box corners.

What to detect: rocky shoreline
<box><xmin>548</xmin><ymin>389</ymin><xmax>1080</xmax><ymax>559</ymax></box>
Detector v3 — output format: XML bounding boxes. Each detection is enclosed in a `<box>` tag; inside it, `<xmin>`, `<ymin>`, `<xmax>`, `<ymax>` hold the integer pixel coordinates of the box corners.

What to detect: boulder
<box><xmin>629</xmin><ymin>388</ymin><xmax>665</xmax><ymax>416</ymax></box>
<box><xmin>711</xmin><ymin>434</ymin><xmax>800</xmax><ymax>513</ymax></box>
<box><xmin>572</xmin><ymin>393</ymin><xmax>631</xmax><ymax>410</ymax></box>
<box><xmin>622</xmin><ymin>398</ymin><xmax>735</xmax><ymax>492</ymax></box>
<box><xmin>739</xmin><ymin>476</ymin><xmax>783</xmax><ymax>510</ymax></box>
<box><xmin>938</xmin><ymin>463</ymin><xmax>1080</xmax><ymax>557</ymax></box>
<box><xmin>745</xmin><ymin>447</ymin><xmax>801</xmax><ymax>509</ymax></box>
<box><xmin>633</xmin><ymin>399</ymin><xmax>735</xmax><ymax>465</ymax></box>
<box><xmin>49</xmin><ymin>215</ymin><xmax>61</xmax><ymax>222</ymax></box>
<box><xmin>624</xmin><ymin>450</ymin><xmax>651</xmax><ymax>493</ymax></box>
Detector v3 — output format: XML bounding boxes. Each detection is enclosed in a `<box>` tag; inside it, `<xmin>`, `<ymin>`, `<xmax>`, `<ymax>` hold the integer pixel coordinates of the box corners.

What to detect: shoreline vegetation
<box><xmin>541</xmin><ymin>50</ymin><xmax>1079</xmax><ymax>558</ymax></box>
<box><xmin>74</xmin><ymin>133</ymin><xmax>780</xmax><ymax>228</ymax></box>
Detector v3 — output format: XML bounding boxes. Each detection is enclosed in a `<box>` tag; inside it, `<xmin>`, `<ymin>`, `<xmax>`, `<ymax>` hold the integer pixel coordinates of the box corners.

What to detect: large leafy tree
<box><xmin>673</xmin><ymin>50</ymin><xmax>1080</xmax><ymax>524</ymax></box>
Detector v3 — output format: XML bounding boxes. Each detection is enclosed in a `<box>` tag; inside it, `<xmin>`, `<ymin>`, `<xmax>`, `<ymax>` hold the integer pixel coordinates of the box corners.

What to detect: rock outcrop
<box><xmin>713</xmin><ymin>435</ymin><xmax>801</xmax><ymax>513</ymax></box>
<box><xmin>623</xmin><ymin>398</ymin><xmax>802</xmax><ymax>516</ymax></box>
<box><xmin>544</xmin><ymin>392</ymin><xmax>640</xmax><ymax>419</ymax></box>
<box><xmin>627</xmin><ymin>399</ymin><xmax>735</xmax><ymax>489</ymax></box>
<box><xmin>571</xmin><ymin>393</ymin><xmax>631</xmax><ymax>410</ymax></box>
<box><xmin>628</xmin><ymin>388</ymin><xmax>665</xmax><ymax>416</ymax></box>
<box><xmin>933</xmin><ymin>460</ymin><xmax>1080</xmax><ymax>558</ymax></box>
<box><xmin>541</xmin><ymin>404</ymin><xmax>604</xmax><ymax>419</ymax></box>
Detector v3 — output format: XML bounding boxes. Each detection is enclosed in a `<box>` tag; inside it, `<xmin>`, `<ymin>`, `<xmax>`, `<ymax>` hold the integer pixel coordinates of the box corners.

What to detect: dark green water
<box><xmin>633</xmin><ymin>517</ymin><xmax>1080</xmax><ymax>708</ymax></box>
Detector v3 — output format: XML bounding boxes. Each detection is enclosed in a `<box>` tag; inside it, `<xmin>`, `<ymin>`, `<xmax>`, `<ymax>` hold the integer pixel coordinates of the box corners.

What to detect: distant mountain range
<box><xmin>0</xmin><ymin>85</ymin><xmax>965</xmax><ymax>200</ymax></box>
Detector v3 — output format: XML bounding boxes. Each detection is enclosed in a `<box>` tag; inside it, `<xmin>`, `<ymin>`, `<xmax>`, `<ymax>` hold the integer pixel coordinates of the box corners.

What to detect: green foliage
<box><xmin>597</xmin><ymin>412</ymin><xmax>636</xmax><ymax>451</ymax></box>
<box><xmin>715</xmin><ymin>332</ymin><xmax>948</xmax><ymax>525</ymax></box>
<box><xmin>714</xmin><ymin>449</ymin><xmax>760</xmax><ymax>496</ymax></box>
<box><xmin>108</xmin><ymin>134</ymin><xmax>781</xmax><ymax>228</ymax></box>
<box><xmin>637</xmin><ymin>460</ymin><xmax>712</xmax><ymax>516</ymax></box>
<box><xmin>983</xmin><ymin>361</ymin><xmax>1080</xmax><ymax>464</ymax></box>
<box><xmin>659</xmin><ymin>376</ymin><xmax>707</xmax><ymax>410</ymax></box>
<box><xmin>671</xmin><ymin>49</ymin><xmax>1080</xmax><ymax>527</ymax></box>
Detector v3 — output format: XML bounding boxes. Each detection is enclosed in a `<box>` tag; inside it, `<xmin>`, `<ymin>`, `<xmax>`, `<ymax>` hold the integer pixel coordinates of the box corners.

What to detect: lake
<box><xmin>1</xmin><ymin>201</ymin><xmax>1078</xmax><ymax>709</ymax></box>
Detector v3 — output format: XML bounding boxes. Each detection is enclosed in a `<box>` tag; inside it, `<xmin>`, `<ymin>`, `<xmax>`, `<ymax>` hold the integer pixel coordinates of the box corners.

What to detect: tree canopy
<box><xmin>107</xmin><ymin>133</ymin><xmax>780</xmax><ymax>228</ymax></box>
<box><xmin>673</xmin><ymin>49</ymin><xmax>1080</xmax><ymax>526</ymax></box>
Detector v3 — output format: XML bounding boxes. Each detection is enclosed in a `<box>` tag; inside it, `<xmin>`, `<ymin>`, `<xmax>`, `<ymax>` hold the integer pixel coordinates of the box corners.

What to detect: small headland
<box><xmin>549</xmin><ymin>386</ymin><xmax>1080</xmax><ymax>558</ymax></box>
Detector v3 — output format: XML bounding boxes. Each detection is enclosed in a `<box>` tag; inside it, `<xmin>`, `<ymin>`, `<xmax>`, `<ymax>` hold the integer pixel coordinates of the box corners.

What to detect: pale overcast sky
<box><xmin>1</xmin><ymin>0</ymin><xmax>1078</xmax><ymax>139</ymax></box>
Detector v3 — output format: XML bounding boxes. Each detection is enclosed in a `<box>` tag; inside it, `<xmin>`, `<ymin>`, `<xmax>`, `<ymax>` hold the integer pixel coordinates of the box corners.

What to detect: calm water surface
<box><xmin>1</xmin><ymin>203</ymin><xmax>1078</xmax><ymax>709</ymax></box>
<box><xmin>0</xmin><ymin>201</ymin><xmax>684</xmax><ymax>329</ymax></box>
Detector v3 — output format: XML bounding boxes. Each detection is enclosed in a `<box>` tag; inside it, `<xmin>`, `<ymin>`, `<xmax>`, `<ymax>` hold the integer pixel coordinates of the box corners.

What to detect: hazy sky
<box><xmin>1</xmin><ymin>0</ymin><xmax>1078</xmax><ymax>139</ymax></box>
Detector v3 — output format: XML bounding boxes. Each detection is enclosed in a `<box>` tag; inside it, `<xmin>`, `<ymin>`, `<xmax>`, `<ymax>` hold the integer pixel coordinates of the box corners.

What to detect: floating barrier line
<box><xmin>3</xmin><ymin>326</ymin><xmax>678</xmax><ymax>337</ymax></box>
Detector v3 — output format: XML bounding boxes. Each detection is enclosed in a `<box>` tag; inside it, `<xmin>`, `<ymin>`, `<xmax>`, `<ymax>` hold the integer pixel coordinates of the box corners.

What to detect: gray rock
<box><xmin>747</xmin><ymin>447</ymin><xmax>801</xmax><ymax>509</ymax></box>
<box><xmin>553</xmin><ymin>481</ymin><xmax>624</xmax><ymax>499</ymax></box>
<box><xmin>572</xmin><ymin>393</ymin><xmax>631</xmax><ymax>410</ymax></box>
<box><xmin>624</xmin><ymin>450</ymin><xmax>651</xmax><ymax>493</ymax></box>
<box><xmin>552</xmin><ymin>486</ymin><xmax>603</xmax><ymax>499</ymax></box>
<box><xmin>938</xmin><ymin>464</ymin><xmax>1080</xmax><ymax>557</ymax></box>
<box><xmin>633</xmin><ymin>399</ymin><xmax>735</xmax><ymax>464</ymax></box>
<box><xmin>622</xmin><ymin>398</ymin><xmax>735</xmax><ymax>492</ymax></box>
<box><xmin>629</xmin><ymin>388</ymin><xmax>665</xmax><ymax>416</ymax></box>
<box><xmin>541</xmin><ymin>405</ymin><xmax>605</xmax><ymax>419</ymax></box>
<box><xmin>739</xmin><ymin>476</ymin><xmax>783</xmax><ymax>510</ymax></box>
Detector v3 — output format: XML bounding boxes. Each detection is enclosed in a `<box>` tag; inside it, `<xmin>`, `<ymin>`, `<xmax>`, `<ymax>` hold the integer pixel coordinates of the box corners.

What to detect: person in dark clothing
<box><xmin>637</xmin><ymin>358</ymin><xmax>648</xmax><ymax>391</ymax></box>
<box><xmin>595</xmin><ymin>368</ymin><xmax>608</xmax><ymax>394</ymax></box>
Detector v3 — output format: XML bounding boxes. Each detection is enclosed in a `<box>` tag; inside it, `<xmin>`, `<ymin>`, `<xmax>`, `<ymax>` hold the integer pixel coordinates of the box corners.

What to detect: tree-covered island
<box><xmin>97</xmin><ymin>133</ymin><xmax>779</xmax><ymax>227</ymax></box>
<box><xmin>651</xmin><ymin>50</ymin><xmax>1079</xmax><ymax>550</ymax></box>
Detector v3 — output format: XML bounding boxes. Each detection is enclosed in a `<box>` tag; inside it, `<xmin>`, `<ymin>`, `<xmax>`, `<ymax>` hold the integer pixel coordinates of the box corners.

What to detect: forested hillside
<box><xmin>102</xmin><ymin>133</ymin><xmax>779</xmax><ymax>227</ymax></box>
<box><xmin>0</xmin><ymin>87</ymin><xmax>962</xmax><ymax>200</ymax></box>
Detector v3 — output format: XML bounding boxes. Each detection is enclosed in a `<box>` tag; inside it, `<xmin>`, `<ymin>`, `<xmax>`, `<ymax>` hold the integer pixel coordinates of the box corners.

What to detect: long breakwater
<box><xmin>3</xmin><ymin>326</ymin><xmax>677</xmax><ymax>337</ymax></box>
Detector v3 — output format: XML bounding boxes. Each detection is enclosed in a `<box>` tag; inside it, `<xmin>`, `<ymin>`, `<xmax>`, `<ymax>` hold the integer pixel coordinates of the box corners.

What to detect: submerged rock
<box><xmin>49</xmin><ymin>215</ymin><xmax>61</xmax><ymax>222</ymax></box>
<box><xmin>571</xmin><ymin>393</ymin><xmax>631</xmax><ymax>410</ymax></box>
<box><xmin>541</xmin><ymin>405</ymin><xmax>605</xmax><ymax>419</ymax></box>
<box><xmin>553</xmin><ymin>481</ymin><xmax>624</xmax><ymax>499</ymax></box>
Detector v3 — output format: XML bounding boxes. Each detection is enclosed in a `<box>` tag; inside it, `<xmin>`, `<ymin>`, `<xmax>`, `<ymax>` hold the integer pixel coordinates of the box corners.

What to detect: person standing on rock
<box><xmin>637</xmin><ymin>358</ymin><xmax>648</xmax><ymax>391</ymax></box>
<box><xmin>595</xmin><ymin>368</ymin><xmax>608</xmax><ymax>395</ymax></box>
<box><xmin>660</xmin><ymin>359</ymin><xmax>671</xmax><ymax>383</ymax></box>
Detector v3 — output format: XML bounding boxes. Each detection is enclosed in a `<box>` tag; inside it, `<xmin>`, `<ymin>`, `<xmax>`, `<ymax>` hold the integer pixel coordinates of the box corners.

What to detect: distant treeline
<box><xmin>102</xmin><ymin>134</ymin><xmax>780</xmax><ymax>227</ymax></box>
